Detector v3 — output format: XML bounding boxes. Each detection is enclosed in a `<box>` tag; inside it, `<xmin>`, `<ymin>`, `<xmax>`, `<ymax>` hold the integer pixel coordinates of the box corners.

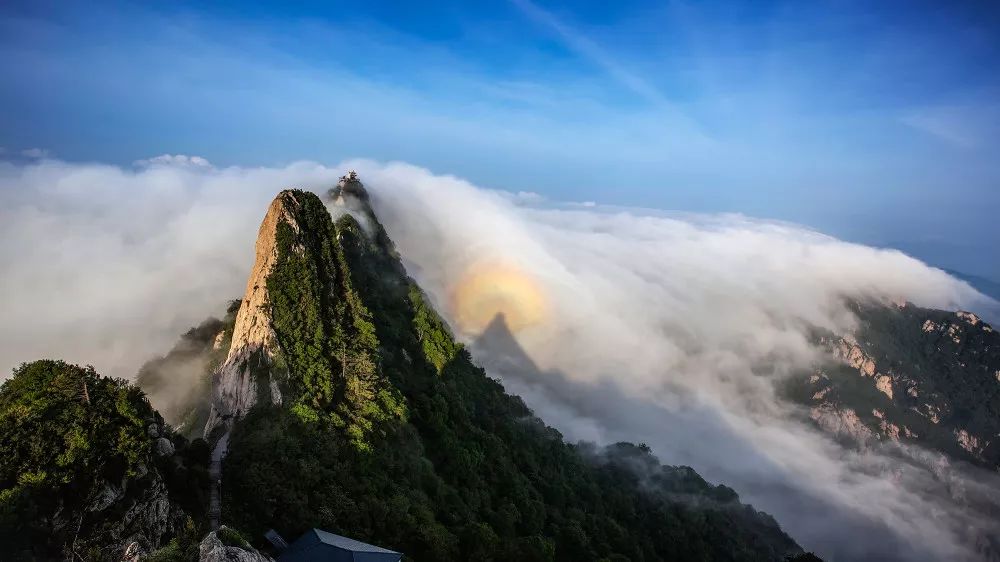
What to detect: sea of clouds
<box><xmin>357</xmin><ymin>161</ymin><xmax>1000</xmax><ymax>562</ymax></box>
<box><xmin>1</xmin><ymin>156</ymin><xmax>997</xmax><ymax>561</ymax></box>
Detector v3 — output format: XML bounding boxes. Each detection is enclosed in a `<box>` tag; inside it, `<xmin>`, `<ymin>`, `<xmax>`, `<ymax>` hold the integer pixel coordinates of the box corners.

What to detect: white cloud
<box><xmin>134</xmin><ymin>154</ymin><xmax>213</xmax><ymax>168</ymax></box>
<box><xmin>900</xmin><ymin>104</ymin><xmax>1000</xmax><ymax>149</ymax></box>
<box><xmin>350</xmin><ymin>160</ymin><xmax>999</xmax><ymax>562</ymax></box>
<box><xmin>508</xmin><ymin>0</ymin><xmax>669</xmax><ymax>108</ymax></box>
<box><xmin>0</xmin><ymin>156</ymin><xmax>996</xmax><ymax>561</ymax></box>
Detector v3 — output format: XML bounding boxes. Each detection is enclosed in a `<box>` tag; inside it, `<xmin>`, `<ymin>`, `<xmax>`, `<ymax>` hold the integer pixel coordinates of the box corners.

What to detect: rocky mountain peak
<box><xmin>328</xmin><ymin>169</ymin><xmax>370</xmax><ymax>204</ymax></box>
<box><xmin>204</xmin><ymin>191</ymin><xmax>306</xmax><ymax>438</ymax></box>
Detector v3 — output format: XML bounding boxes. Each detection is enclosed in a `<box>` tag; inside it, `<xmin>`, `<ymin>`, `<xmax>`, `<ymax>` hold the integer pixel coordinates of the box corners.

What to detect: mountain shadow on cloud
<box><xmin>471</xmin><ymin>313</ymin><xmax>923</xmax><ymax>562</ymax></box>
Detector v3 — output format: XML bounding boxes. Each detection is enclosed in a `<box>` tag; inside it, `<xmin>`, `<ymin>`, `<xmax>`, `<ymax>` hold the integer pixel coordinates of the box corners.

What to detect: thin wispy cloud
<box><xmin>899</xmin><ymin>104</ymin><xmax>1000</xmax><ymax>149</ymax></box>
<box><xmin>507</xmin><ymin>0</ymin><xmax>716</xmax><ymax>149</ymax></box>
<box><xmin>134</xmin><ymin>154</ymin><xmax>213</xmax><ymax>168</ymax></box>
<box><xmin>508</xmin><ymin>0</ymin><xmax>668</xmax><ymax>107</ymax></box>
<box><xmin>20</xmin><ymin>147</ymin><xmax>49</xmax><ymax>158</ymax></box>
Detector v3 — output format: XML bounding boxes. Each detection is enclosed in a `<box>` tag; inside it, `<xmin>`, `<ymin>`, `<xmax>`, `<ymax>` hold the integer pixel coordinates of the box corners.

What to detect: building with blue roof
<box><xmin>278</xmin><ymin>528</ymin><xmax>402</xmax><ymax>562</ymax></box>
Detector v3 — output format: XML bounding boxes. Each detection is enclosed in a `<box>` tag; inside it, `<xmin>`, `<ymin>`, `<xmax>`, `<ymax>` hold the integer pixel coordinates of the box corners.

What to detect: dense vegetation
<box><xmin>786</xmin><ymin>300</ymin><xmax>1000</xmax><ymax>469</ymax></box>
<box><xmin>0</xmin><ymin>360</ymin><xmax>210</xmax><ymax>560</ymax></box>
<box><xmin>850</xmin><ymin>302</ymin><xmax>999</xmax><ymax>457</ymax></box>
<box><xmin>223</xmin><ymin>188</ymin><xmax>804</xmax><ymax>561</ymax></box>
<box><xmin>265</xmin><ymin>190</ymin><xmax>405</xmax><ymax>451</ymax></box>
<box><xmin>145</xmin><ymin>519</ymin><xmax>205</xmax><ymax>562</ymax></box>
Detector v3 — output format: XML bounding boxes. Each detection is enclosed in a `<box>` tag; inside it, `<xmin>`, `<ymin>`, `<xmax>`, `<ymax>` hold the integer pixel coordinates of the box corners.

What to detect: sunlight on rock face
<box><xmin>450</xmin><ymin>262</ymin><xmax>547</xmax><ymax>335</ymax></box>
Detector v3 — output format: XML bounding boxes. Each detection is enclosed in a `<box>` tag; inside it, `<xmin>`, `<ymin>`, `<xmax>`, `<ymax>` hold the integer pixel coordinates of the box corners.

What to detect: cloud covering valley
<box><xmin>1</xmin><ymin>156</ymin><xmax>998</xmax><ymax>561</ymax></box>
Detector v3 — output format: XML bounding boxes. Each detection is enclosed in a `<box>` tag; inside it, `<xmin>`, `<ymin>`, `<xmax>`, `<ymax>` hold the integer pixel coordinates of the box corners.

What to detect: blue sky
<box><xmin>1</xmin><ymin>0</ymin><xmax>999</xmax><ymax>278</ymax></box>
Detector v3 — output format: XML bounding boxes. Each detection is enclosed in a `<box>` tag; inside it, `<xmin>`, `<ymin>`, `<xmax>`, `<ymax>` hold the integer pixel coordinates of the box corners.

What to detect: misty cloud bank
<box><xmin>356</xmin><ymin>162</ymin><xmax>1000</xmax><ymax>562</ymax></box>
<box><xmin>1</xmin><ymin>156</ymin><xmax>997</xmax><ymax>561</ymax></box>
<box><xmin>0</xmin><ymin>157</ymin><xmax>344</xmax><ymax>380</ymax></box>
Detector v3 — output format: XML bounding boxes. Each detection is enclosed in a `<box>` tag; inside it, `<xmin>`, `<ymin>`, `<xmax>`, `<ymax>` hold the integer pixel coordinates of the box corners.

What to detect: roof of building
<box><xmin>278</xmin><ymin>528</ymin><xmax>402</xmax><ymax>562</ymax></box>
<box><xmin>311</xmin><ymin>529</ymin><xmax>400</xmax><ymax>554</ymax></box>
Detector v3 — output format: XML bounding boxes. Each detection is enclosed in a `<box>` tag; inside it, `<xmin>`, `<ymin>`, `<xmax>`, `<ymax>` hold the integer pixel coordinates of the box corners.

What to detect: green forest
<box><xmin>0</xmin><ymin>360</ymin><xmax>210</xmax><ymax>560</ymax></box>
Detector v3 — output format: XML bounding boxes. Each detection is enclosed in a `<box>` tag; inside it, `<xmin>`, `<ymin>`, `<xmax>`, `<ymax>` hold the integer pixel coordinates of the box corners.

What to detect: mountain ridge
<box><xmin>212</xmin><ymin>177</ymin><xmax>807</xmax><ymax>560</ymax></box>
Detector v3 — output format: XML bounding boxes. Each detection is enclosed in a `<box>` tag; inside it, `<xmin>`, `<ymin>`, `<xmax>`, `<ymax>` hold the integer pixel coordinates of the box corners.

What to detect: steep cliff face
<box><xmin>204</xmin><ymin>193</ymin><xmax>302</xmax><ymax>438</ymax></box>
<box><xmin>791</xmin><ymin>301</ymin><xmax>1000</xmax><ymax>469</ymax></box>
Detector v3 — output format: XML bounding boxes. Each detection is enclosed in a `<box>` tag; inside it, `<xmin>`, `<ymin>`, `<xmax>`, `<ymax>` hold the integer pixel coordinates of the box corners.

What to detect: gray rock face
<box><xmin>204</xmin><ymin>193</ymin><xmax>297</xmax><ymax>439</ymax></box>
<box><xmin>199</xmin><ymin>527</ymin><xmax>274</xmax><ymax>562</ymax></box>
<box><xmin>203</xmin><ymin>182</ymin><xmax>375</xmax><ymax>440</ymax></box>
<box><xmin>155</xmin><ymin>437</ymin><xmax>176</xmax><ymax>457</ymax></box>
<box><xmin>54</xmin><ymin>464</ymin><xmax>186</xmax><ymax>560</ymax></box>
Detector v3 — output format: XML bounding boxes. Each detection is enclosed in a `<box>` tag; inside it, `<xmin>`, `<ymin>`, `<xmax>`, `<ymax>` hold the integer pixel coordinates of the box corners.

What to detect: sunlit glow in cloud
<box><xmin>450</xmin><ymin>261</ymin><xmax>548</xmax><ymax>335</ymax></box>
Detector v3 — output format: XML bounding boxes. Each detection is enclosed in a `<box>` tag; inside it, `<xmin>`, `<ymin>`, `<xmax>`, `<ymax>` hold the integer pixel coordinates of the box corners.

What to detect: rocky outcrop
<box><xmin>956</xmin><ymin>428</ymin><xmax>988</xmax><ymax>457</ymax></box>
<box><xmin>874</xmin><ymin>375</ymin><xmax>893</xmax><ymax>399</ymax></box>
<box><xmin>155</xmin><ymin>436</ymin><xmax>176</xmax><ymax>457</ymax></box>
<box><xmin>328</xmin><ymin>169</ymin><xmax>370</xmax><ymax>204</ymax></box>
<box><xmin>55</xmin><ymin>418</ymin><xmax>189</xmax><ymax>560</ymax></box>
<box><xmin>809</xmin><ymin>404</ymin><xmax>874</xmax><ymax>443</ymax></box>
<box><xmin>81</xmin><ymin>470</ymin><xmax>185</xmax><ymax>559</ymax></box>
<box><xmin>199</xmin><ymin>527</ymin><xmax>274</xmax><ymax>562</ymax></box>
<box><xmin>204</xmin><ymin>175</ymin><xmax>393</xmax><ymax>443</ymax></box>
<box><xmin>832</xmin><ymin>335</ymin><xmax>877</xmax><ymax>377</ymax></box>
<box><xmin>204</xmin><ymin>193</ymin><xmax>301</xmax><ymax>438</ymax></box>
<box><xmin>326</xmin><ymin>170</ymin><xmax>396</xmax><ymax>251</ymax></box>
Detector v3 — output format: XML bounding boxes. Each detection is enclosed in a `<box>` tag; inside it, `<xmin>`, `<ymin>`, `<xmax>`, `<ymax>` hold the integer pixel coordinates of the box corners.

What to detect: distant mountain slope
<box><xmin>789</xmin><ymin>301</ymin><xmax>1000</xmax><ymax>470</ymax></box>
<box><xmin>213</xmin><ymin>175</ymin><xmax>808</xmax><ymax>561</ymax></box>
<box><xmin>779</xmin><ymin>299</ymin><xmax>1000</xmax><ymax>559</ymax></box>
